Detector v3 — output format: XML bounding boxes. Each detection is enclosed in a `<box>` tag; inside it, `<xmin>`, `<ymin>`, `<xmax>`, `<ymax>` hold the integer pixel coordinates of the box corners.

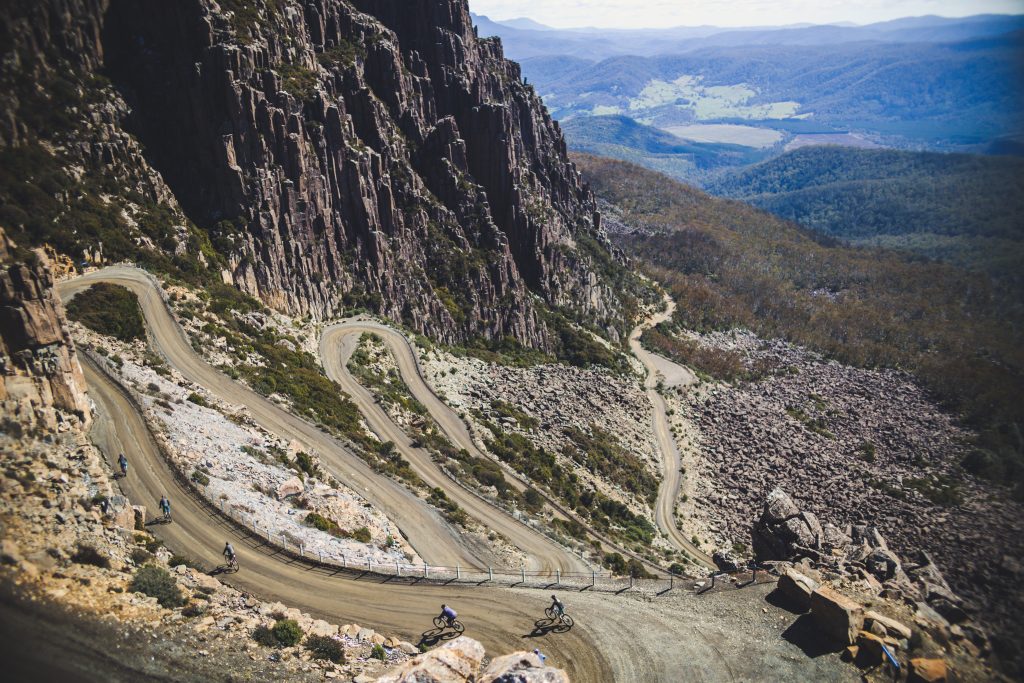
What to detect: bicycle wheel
<box><xmin>544</xmin><ymin>607</ymin><xmax>556</xmax><ymax>620</ymax></box>
<box><xmin>432</xmin><ymin>616</ymin><xmax>446</xmax><ymax>630</ymax></box>
<box><xmin>452</xmin><ymin>620</ymin><xmax>465</xmax><ymax>634</ymax></box>
<box><xmin>560</xmin><ymin>614</ymin><xmax>574</xmax><ymax>628</ymax></box>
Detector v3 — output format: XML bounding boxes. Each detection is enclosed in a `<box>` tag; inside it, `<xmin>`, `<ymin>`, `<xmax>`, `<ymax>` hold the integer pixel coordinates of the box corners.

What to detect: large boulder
<box><xmin>276</xmin><ymin>477</ymin><xmax>304</xmax><ymax>500</ymax></box>
<box><xmin>908</xmin><ymin>658</ymin><xmax>947</xmax><ymax>683</ymax></box>
<box><xmin>864</xmin><ymin>611</ymin><xmax>912</xmax><ymax>641</ymax></box>
<box><xmin>377</xmin><ymin>636</ymin><xmax>485</xmax><ymax>683</ymax></box>
<box><xmin>480</xmin><ymin>652</ymin><xmax>569</xmax><ymax>683</ymax></box>
<box><xmin>778</xmin><ymin>568</ymin><xmax>818</xmax><ymax>611</ymax></box>
<box><xmin>752</xmin><ymin>488</ymin><xmax>822</xmax><ymax>560</ymax></box>
<box><xmin>810</xmin><ymin>586</ymin><xmax>865</xmax><ymax>645</ymax></box>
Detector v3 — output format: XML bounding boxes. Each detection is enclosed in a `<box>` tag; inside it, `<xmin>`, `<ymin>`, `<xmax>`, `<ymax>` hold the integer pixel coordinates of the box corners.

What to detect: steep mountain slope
<box><xmin>707</xmin><ymin>146</ymin><xmax>1024</xmax><ymax>285</ymax></box>
<box><xmin>577</xmin><ymin>154</ymin><xmax>1024</xmax><ymax>496</ymax></box>
<box><xmin>0</xmin><ymin>0</ymin><xmax>637</xmax><ymax>352</ymax></box>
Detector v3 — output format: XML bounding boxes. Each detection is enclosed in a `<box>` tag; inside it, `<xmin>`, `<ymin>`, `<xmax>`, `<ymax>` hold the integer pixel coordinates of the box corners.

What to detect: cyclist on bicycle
<box><xmin>159</xmin><ymin>495</ymin><xmax>171</xmax><ymax>520</ymax></box>
<box><xmin>550</xmin><ymin>594</ymin><xmax>564</xmax><ymax>619</ymax></box>
<box><xmin>223</xmin><ymin>541</ymin><xmax>236</xmax><ymax>566</ymax></box>
<box><xmin>439</xmin><ymin>604</ymin><xmax>457</xmax><ymax>628</ymax></box>
<box><xmin>118</xmin><ymin>453</ymin><xmax>128</xmax><ymax>477</ymax></box>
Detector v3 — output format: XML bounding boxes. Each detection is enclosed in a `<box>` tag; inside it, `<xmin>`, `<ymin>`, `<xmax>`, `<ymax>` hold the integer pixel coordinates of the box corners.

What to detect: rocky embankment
<box><xmin>71</xmin><ymin>318</ymin><xmax>418</xmax><ymax>567</ymax></box>
<box><xmin>680</xmin><ymin>330</ymin><xmax>1024</xmax><ymax>670</ymax></box>
<box><xmin>755</xmin><ymin>488</ymin><xmax>1006</xmax><ymax>681</ymax></box>
<box><xmin>424</xmin><ymin>349</ymin><xmax>661</xmax><ymax>520</ymax></box>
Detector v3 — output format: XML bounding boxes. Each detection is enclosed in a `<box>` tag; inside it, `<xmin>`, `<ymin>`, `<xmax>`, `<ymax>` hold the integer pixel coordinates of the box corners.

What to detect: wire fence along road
<box><xmin>213</xmin><ymin>495</ymin><xmax>774</xmax><ymax>596</ymax></box>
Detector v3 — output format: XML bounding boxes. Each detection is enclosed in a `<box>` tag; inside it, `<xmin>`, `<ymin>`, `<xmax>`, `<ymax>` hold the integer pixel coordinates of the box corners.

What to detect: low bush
<box><xmin>370</xmin><ymin>643</ymin><xmax>387</xmax><ymax>661</ymax></box>
<box><xmin>130</xmin><ymin>565</ymin><xmax>185</xmax><ymax>607</ymax></box>
<box><xmin>182</xmin><ymin>603</ymin><xmax>207</xmax><ymax>618</ymax></box>
<box><xmin>66</xmin><ymin>283</ymin><xmax>145</xmax><ymax>341</ymax></box>
<box><xmin>271</xmin><ymin>619</ymin><xmax>304</xmax><ymax>647</ymax></box>
<box><xmin>130</xmin><ymin>548</ymin><xmax>153</xmax><ymax>565</ymax></box>
<box><xmin>352</xmin><ymin>526</ymin><xmax>372</xmax><ymax>543</ymax></box>
<box><xmin>305</xmin><ymin>635</ymin><xmax>345</xmax><ymax>663</ymax></box>
<box><xmin>71</xmin><ymin>544</ymin><xmax>110</xmax><ymax>568</ymax></box>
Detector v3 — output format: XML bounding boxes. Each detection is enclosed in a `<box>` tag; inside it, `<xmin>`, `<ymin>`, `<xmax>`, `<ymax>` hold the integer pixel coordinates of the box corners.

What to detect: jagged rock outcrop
<box><xmin>377</xmin><ymin>636</ymin><xmax>568</xmax><ymax>683</ymax></box>
<box><xmin>1</xmin><ymin>0</ymin><xmax>632</xmax><ymax>349</ymax></box>
<box><xmin>0</xmin><ymin>229</ymin><xmax>91</xmax><ymax>434</ymax></box>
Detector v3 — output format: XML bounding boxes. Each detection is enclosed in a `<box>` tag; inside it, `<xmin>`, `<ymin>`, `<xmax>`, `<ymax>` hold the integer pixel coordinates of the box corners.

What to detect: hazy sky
<box><xmin>469</xmin><ymin>0</ymin><xmax>1024</xmax><ymax>29</ymax></box>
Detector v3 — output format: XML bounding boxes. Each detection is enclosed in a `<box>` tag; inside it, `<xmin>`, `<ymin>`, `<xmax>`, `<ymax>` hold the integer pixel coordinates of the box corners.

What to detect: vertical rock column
<box><xmin>0</xmin><ymin>229</ymin><xmax>92</xmax><ymax>434</ymax></box>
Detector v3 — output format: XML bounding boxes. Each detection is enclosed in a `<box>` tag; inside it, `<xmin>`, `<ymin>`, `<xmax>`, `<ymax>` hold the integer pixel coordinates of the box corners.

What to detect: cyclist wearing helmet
<box><xmin>550</xmin><ymin>594</ymin><xmax>564</xmax><ymax>618</ymax></box>
<box><xmin>439</xmin><ymin>604</ymin><xmax>457</xmax><ymax>627</ymax></box>
<box><xmin>223</xmin><ymin>541</ymin><xmax>236</xmax><ymax>566</ymax></box>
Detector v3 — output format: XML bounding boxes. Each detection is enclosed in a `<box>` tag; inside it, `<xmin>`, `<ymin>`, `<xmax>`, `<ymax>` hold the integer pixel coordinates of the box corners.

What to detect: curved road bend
<box><xmin>321</xmin><ymin>322</ymin><xmax>588</xmax><ymax>574</ymax></box>
<box><xmin>57</xmin><ymin>268</ymin><xmax>477</xmax><ymax>570</ymax></box>
<box><xmin>85</xmin><ymin>355</ymin><xmax>765</xmax><ymax>683</ymax></box>
<box><xmin>83</xmin><ymin>356</ymin><xmax>609</xmax><ymax>681</ymax></box>
<box><xmin>60</xmin><ymin>267</ymin><xmax>583</xmax><ymax>574</ymax></box>
<box><xmin>629</xmin><ymin>296</ymin><xmax>715</xmax><ymax>569</ymax></box>
<box><xmin>322</xmin><ymin>321</ymin><xmax>677</xmax><ymax>576</ymax></box>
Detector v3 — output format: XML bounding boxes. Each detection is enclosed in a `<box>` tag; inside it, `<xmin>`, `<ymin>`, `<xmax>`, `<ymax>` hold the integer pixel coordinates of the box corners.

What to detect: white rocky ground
<box><xmin>70</xmin><ymin>322</ymin><xmax>419</xmax><ymax>568</ymax></box>
<box><xmin>668</xmin><ymin>328</ymin><xmax>1024</xmax><ymax>648</ymax></box>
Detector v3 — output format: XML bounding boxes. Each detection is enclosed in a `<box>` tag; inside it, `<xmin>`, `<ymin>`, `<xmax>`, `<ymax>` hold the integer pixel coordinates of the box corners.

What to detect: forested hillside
<box><xmin>577</xmin><ymin>154</ymin><xmax>1024</xmax><ymax>497</ymax></box>
<box><xmin>707</xmin><ymin>147</ymin><xmax>1024</xmax><ymax>285</ymax></box>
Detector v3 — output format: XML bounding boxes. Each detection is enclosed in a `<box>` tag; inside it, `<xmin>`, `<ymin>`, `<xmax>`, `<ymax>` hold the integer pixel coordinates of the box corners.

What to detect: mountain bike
<box><xmin>545</xmin><ymin>606</ymin><xmax>574</xmax><ymax>627</ymax></box>
<box><xmin>432</xmin><ymin>615</ymin><xmax>465</xmax><ymax>634</ymax></box>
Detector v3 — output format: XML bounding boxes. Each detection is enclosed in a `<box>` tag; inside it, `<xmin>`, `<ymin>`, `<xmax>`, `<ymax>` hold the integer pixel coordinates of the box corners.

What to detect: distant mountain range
<box><xmin>472</xmin><ymin>12</ymin><xmax>1023</xmax><ymax>179</ymax></box>
<box><xmin>473</xmin><ymin>13</ymin><xmax>1024</xmax><ymax>59</ymax></box>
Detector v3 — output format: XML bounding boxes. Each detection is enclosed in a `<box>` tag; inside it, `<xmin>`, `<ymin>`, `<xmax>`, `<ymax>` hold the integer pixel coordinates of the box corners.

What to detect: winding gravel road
<box><xmin>629</xmin><ymin>296</ymin><xmax>715</xmax><ymax>568</ymax></box>
<box><xmin>63</xmin><ymin>269</ymin><xmax>855</xmax><ymax>683</ymax></box>
<box><xmin>321</xmin><ymin>320</ymin><xmax>588</xmax><ymax>574</ymax></box>
<box><xmin>83</xmin><ymin>356</ymin><xmax>855</xmax><ymax>683</ymax></box>
<box><xmin>57</xmin><ymin>268</ymin><xmax>478</xmax><ymax>570</ymax></box>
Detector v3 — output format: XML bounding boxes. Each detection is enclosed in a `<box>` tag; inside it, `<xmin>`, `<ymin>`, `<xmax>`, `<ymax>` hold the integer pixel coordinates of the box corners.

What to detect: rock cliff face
<box><xmin>1</xmin><ymin>0</ymin><xmax>629</xmax><ymax>348</ymax></box>
<box><xmin>0</xmin><ymin>229</ymin><xmax>91</xmax><ymax>434</ymax></box>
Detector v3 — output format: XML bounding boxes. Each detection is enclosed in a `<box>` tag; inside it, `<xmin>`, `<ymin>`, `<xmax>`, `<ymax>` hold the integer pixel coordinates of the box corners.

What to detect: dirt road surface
<box><xmin>58</xmin><ymin>268</ymin><xmax>480</xmax><ymax>569</ymax></box>
<box><xmin>81</xmin><ymin>355</ymin><xmax>855</xmax><ymax>683</ymax></box>
<box><xmin>321</xmin><ymin>320</ymin><xmax>588</xmax><ymax>574</ymax></box>
<box><xmin>629</xmin><ymin>295</ymin><xmax>714</xmax><ymax>568</ymax></box>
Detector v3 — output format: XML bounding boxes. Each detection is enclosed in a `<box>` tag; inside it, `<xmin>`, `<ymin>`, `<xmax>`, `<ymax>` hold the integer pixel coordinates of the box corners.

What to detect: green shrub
<box><xmin>352</xmin><ymin>526</ymin><xmax>372</xmax><ymax>543</ymax></box>
<box><xmin>271</xmin><ymin>618</ymin><xmax>304</xmax><ymax>647</ymax></box>
<box><xmin>65</xmin><ymin>283</ymin><xmax>145</xmax><ymax>341</ymax></box>
<box><xmin>182</xmin><ymin>603</ymin><xmax>207</xmax><ymax>618</ymax></box>
<box><xmin>305</xmin><ymin>512</ymin><xmax>334</xmax><ymax>532</ymax></box>
<box><xmin>305</xmin><ymin>635</ymin><xmax>345</xmax><ymax>663</ymax></box>
<box><xmin>130</xmin><ymin>565</ymin><xmax>185</xmax><ymax>608</ymax></box>
<box><xmin>130</xmin><ymin>548</ymin><xmax>153</xmax><ymax>565</ymax></box>
<box><xmin>191</xmin><ymin>469</ymin><xmax>210</xmax><ymax>486</ymax></box>
<box><xmin>252</xmin><ymin>626</ymin><xmax>277</xmax><ymax>647</ymax></box>
<box><xmin>187</xmin><ymin>392</ymin><xmax>211</xmax><ymax>408</ymax></box>
<box><xmin>371</xmin><ymin>643</ymin><xmax>386</xmax><ymax>661</ymax></box>
<box><xmin>168</xmin><ymin>554</ymin><xmax>201</xmax><ymax>570</ymax></box>
<box><xmin>71</xmin><ymin>544</ymin><xmax>110</xmax><ymax>568</ymax></box>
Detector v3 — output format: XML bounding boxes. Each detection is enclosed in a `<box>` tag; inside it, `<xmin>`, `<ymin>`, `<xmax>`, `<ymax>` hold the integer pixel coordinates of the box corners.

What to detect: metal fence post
<box><xmin>299</xmin><ymin>544</ymin><xmax>303</xmax><ymax>557</ymax></box>
<box><xmin>367</xmin><ymin>557</ymin><xmax>372</xmax><ymax>572</ymax></box>
<box><xmin>488</xmin><ymin>566</ymin><xmax>493</xmax><ymax>582</ymax></box>
<box><xmin>342</xmin><ymin>553</ymin><xmax>346</xmax><ymax>568</ymax></box>
<box><xmin>318</xmin><ymin>551</ymin><xmax>323</xmax><ymax>564</ymax></box>
<box><xmin>670</xmin><ymin>574</ymin><xmax>674</xmax><ymax>591</ymax></box>
<box><xmin>630</xmin><ymin>574</ymin><xmax>634</xmax><ymax>589</ymax></box>
<box><xmin>396</xmin><ymin>561</ymin><xmax>401</xmax><ymax>577</ymax></box>
<box><xmin>521</xmin><ymin>567</ymin><xmax>526</xmax><ymax>583</ymax></box>
<box><xmin>592</xmin><ymin>570</ymin><xmax>596</xmax><ymax>587</ymax></box>
<box><xmin>424</xmin><ymin>563</ymin><xmax>428</xmax><ymax>578</ymax></box>
<box><xmin>556</xmin><ymin>569</ymin><xmax>560</xmax><ymax>585</ymax></box>
<box><xmin>456</xmin><ymin>565</ymin><xmax>461</xmax><ymax>580</ymax></box>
